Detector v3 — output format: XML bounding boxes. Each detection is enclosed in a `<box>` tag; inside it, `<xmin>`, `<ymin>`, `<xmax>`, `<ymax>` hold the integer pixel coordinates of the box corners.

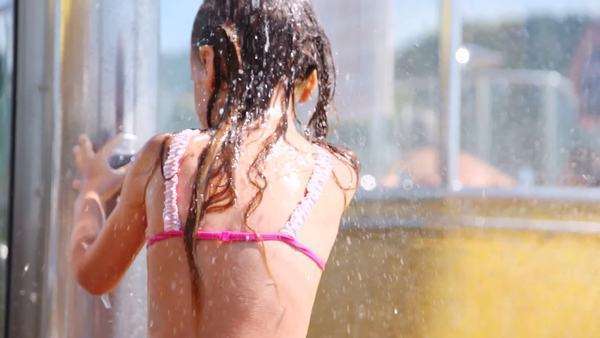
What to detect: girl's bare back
<box><xmin>143</xmin><ymin>129</ymin><xmax>355</xmax><ymax>338</ymax></box>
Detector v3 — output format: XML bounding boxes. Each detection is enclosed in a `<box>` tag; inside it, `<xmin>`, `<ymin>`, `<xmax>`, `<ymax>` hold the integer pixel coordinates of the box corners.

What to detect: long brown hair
<box><xmin>184</xmin><ymin>0</ymin><xmax>359</xmax><ymax>312</ymax></box>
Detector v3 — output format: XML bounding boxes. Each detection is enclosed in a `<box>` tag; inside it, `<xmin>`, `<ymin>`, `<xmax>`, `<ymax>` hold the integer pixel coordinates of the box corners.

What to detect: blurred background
<box><xmin>1</xmin><ymin>0</ymin><xmax>600</xmax><ymax>337</ymax></box>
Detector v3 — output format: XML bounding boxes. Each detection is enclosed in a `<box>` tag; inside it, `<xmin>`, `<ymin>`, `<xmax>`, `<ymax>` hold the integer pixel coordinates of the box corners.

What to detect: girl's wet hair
<box><xmin>183</xmin><ymin>0</ymin><xmax>359</xmax><ymax>315</ymax></box>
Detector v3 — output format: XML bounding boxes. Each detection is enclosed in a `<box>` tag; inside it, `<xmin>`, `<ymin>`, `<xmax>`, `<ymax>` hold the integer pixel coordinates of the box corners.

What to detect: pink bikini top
<box><xmin>147</xmin><ymin>129</ymin><xmax>334</xmax><ymax>270</ymax></box>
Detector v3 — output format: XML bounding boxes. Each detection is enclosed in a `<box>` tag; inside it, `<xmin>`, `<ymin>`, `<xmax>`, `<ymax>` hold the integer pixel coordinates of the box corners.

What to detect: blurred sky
<box><xmin>160</xmin><ymin>0</ymin><xmax>600</xmax><ymax>54</ymax></box>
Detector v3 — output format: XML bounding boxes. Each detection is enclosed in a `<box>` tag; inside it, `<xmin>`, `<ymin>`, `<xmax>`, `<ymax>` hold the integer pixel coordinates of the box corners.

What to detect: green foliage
<box><xmin>396</xmin><ymin>15</ymin><xmax>592</xmax><ymax>77</ymax></box>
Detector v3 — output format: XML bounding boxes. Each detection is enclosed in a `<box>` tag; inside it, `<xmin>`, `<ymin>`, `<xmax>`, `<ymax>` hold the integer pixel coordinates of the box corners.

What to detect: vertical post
<box><xmin>0</xmin><ymin>2</ymin><xmax>13</xmax><ymax>335</ymax></box>
<box><xmin>368</xmin><ymin>0</ymin><xmax>395</xmax><ymax>177</ymax></box>
<box><xmin>475</xmin><ymin>74</ymin><xmax>491</xmax><ymax>160</ymax></box>
<box><xmin>438</xmin><ymin>0</ymin><xmax>463</xmax><ymax>191</ymax></box>
<box><xmin>9</xmin><ymin>0</ymin><xmax>59</xmax><ymax>337</ymax></box>
<box><xmin>543</xmin><ymin>83</ymin><xmax>558</xmax><ymax>184</ymax></box>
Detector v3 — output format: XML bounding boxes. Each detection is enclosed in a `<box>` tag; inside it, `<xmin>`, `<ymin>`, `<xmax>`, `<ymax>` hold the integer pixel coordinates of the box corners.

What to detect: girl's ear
<box><xmin>299</xmin><ymin>69</ymin><xmax>319</xmax><ymax>103</ymax></box>
<box><xmin>192</xmin><ymin>45</ymin><xmax>215</xmax><ymax>83</ymax></box>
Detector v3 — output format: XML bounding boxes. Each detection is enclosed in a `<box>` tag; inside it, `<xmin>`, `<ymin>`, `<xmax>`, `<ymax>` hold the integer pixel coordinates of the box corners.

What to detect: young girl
<box><xmin>69</xmin><ymin>1</ymin><xmax>359</xmax><ymax>337</ymax></box>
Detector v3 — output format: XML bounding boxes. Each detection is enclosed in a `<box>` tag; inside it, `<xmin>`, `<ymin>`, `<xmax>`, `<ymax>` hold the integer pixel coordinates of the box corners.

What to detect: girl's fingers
<box><xmin>78</xmin><ymin>134</ymin><xmax>95</xmax><ymax>161</ymax></box>
<box><xmin>72</xmin><ymin>179</ymin><xmax>81</xmax><ymax>190</ymax></box>
<box><xmin>73</xmin><ymin>145</ymin><xmax>85</xmax><ymax>171</ymax></box>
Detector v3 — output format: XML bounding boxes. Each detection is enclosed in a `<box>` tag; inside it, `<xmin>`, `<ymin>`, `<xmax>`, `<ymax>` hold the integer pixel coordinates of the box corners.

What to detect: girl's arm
<box><xmin>69</xmin><ymin>134</ymin><xmax>168</xmax><ymax>295</ymax></box>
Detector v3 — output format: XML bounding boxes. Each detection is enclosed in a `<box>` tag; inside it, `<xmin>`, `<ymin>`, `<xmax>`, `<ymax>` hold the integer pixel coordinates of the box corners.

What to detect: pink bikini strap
<box><xmin>280</xmin><ymin>148</ymin><xmax>334</xmax><ymax>238</ymax></box>
<box><xmin>196</xmin><ymin>231</ymin><xmax>326</xmax><ymax>269</ymax></box>
<box><xmin>148</xmin><ymin>230</ymin><xmax>326</xmax><ymax>270</ymax></box>
<box><xmin>162</xmin><ymin>129</ymin><xmax>198</xmax><ymax>231</ymax></box>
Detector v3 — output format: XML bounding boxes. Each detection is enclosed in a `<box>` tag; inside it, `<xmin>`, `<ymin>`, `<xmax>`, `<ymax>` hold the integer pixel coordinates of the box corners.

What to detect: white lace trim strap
<box><xmin>162</xmin><ymin>129</ymin><xmax>198</xmax><ymax>231</ymax></box>
<box><xmin>280</xmin><ymin>148</ymin><xmax>334</xmax><ymax>238</ymax></box>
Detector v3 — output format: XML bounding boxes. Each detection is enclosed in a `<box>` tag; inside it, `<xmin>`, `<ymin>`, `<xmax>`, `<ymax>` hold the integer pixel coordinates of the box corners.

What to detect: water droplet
<box><xmin>101</xmin><ymin>294</ymin><xmax>112</xmax><ymax>309</ymax></box>
<box><xmin>0</xmin><ymin>244</ymin><xmax>9</xmax><ymax>259</ymax></box>
<box><xmin>401</xmin><ymin>178</ymin><xmax>414</xmax><ymax>191</ymax></box>
<box><xmin>29</xmin><ymin>292</ymin><xmax>38</xmax><ymax>303</ymax></box>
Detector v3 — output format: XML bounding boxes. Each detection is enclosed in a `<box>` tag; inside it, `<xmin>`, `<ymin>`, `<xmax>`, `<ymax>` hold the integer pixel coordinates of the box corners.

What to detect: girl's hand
<box><xmin>72</xmin><ymin>134</ymin><xmax>131</xmax><ymax>202</ymax></box>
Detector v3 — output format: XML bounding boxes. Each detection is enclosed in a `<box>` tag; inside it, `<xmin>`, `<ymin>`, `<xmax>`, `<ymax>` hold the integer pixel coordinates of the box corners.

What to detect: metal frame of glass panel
<box><xmin>439</xmin><ymin>0</ymin><xmax>463</xmax><ymax>191</ymax></box>
<box><xmin>0</xmin><ymin>0</ymin><xmax>13</xmax><ymax>336</ymax></box>
<box><xmin>8</xmin><ymin>0</ymin><xmax>57</xmax><ymax>336</ymax></box>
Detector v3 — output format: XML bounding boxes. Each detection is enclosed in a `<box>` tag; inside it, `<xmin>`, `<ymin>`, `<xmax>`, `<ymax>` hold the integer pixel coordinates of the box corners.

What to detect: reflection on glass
<box><xmin>459</xmin><ymin>1</ymin><xmax>600</xmax><ymax>188</ymax></box>
<box><xmin>0</xmin><ymin>0</ymin><xmax>11</xmax><ymax>335</ymax></box>
<box><xmin>372</xmin><ymin>0</ymin><xmax>600</xmax><ymax>190</ymax></box>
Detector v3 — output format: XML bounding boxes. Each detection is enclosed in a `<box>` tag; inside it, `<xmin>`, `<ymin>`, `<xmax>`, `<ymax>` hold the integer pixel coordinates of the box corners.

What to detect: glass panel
<box><xmin>313</xmin><ymin>0</ymin><xmax>443</xmax><ymax>191</ymax></box>
<box><xmin>313</xmin><ymin>1</ymin><xmax>600</xmax><ymax>337</ymax></box>
<box><xmin>0</xmin><ymin>0</ymin><xmax>12</xmax><ymax>335</ymax></box>
<box><xmin>377</xmin><ymin>0</ymin><xmax>443</xmax><ymax>191</ymax></box>
<box><xmin>460</xmin><ymin>1</ymin><xmax>600</xmax><ymax>188</ymax></box>
<box><xmin>313</xmin><ymin>1</ymin><xmax>399</xmax><ymax>182</ymax></box>
<box><xmin>306</xmin><ymin>1</ymin><xmax>600</xmax><ymax>338</ymax></box>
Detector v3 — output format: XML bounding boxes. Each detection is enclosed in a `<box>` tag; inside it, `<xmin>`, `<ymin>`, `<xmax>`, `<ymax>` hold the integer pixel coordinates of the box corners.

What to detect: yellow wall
<box><xmin>309</xmin><ymin>225</ymin><xmax>600</xmax><ymax>338</ymax></box>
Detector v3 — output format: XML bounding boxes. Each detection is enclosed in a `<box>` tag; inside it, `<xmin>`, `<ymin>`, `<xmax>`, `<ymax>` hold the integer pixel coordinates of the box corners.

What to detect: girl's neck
<box><xmin>243</xmin><ymin>90</ymin><xmax>314</xmax><ymax>152</ymax></box>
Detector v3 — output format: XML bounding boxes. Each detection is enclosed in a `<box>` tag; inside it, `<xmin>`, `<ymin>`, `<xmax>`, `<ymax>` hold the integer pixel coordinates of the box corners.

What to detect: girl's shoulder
<box><xmin>129</xmin><ymin>130</ymin><xmax>209</xmax><ymax>176</ymax></box>
<box><xmin>160</xmin><ymin>129</ymin><xmax>212</xmax><ymax>156</ymax></box>
<box><xmin>312</xmin><ymin>143</ymin><xmax>359</xmax><ymax>207</ymax></box>
<box><xmin>188</xmin><ymin>129</ymin><xmax>212</xmax><ymax>147</ymax></box>
<box><xmin>129</xmin><ymin>133</ymin><xmax>171</xmax><ymax>176</ymax></box>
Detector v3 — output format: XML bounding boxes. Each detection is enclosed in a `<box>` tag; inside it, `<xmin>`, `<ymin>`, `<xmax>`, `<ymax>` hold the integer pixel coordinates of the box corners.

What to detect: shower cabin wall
<box><xmin>10</xmin><ymin>0</ymin><xmax>158</xmax><ymax>337</ymax></box>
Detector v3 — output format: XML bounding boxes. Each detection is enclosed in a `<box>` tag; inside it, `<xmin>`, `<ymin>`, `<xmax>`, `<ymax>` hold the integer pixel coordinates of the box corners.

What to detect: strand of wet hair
<box><xmin>183</xmin><ymin>23</ymin><xmax>244</xmax><ymax>317</ymax></box>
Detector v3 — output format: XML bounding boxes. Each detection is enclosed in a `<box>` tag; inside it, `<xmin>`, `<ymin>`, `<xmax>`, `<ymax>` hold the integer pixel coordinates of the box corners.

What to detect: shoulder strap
<box><xmin>280</xmin><ymin>148</ymin><xmax>334</xmax><ymax>238</ymax></box>
<box><xmin>162</xmin><ymin>129</ymin><xmax>198</xmax><ymax>231</ymax></box>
